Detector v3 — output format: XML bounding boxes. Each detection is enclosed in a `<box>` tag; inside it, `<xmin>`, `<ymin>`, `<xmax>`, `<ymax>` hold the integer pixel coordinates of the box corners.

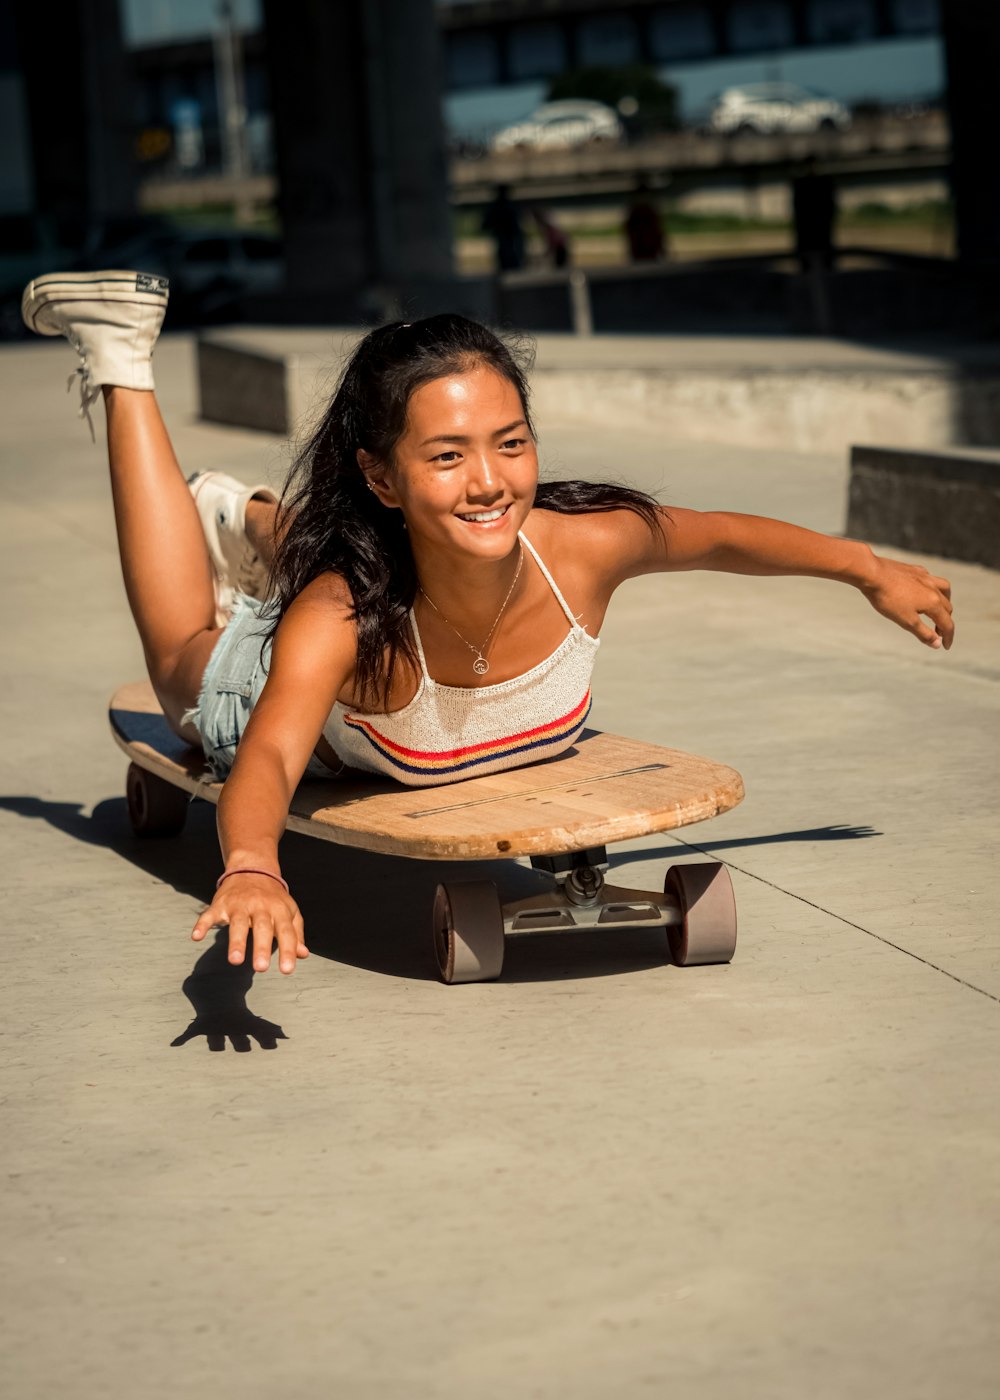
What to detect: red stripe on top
<box><xmin>345</xmin><ymin>689</ymin><xmax>591</xmax><ymax>763</ymax></box>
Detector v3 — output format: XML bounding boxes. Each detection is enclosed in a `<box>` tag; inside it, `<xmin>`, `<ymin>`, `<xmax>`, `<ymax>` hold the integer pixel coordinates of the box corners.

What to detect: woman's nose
<box><xmin>466</xmin><ymin>454</ymin><xmax>502</xmax><ymax>497</ymax></box>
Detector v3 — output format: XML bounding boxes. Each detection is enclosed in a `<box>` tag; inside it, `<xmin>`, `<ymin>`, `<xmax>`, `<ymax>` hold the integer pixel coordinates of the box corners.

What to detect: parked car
<box><xmin>490</xmin><ymin>100</ymin><xmax>624</xmax><ymax>154</ymax></box>
<box><xmin>709</xmin><ymin>84</ymin><xmax>851</xmax><ymax>136</ymax></box>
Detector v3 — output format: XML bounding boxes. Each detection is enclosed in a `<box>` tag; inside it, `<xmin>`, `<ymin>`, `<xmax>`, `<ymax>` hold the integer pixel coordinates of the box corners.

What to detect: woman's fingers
<box><xmin>275</xmin><ymin>912</ymin><xmax>301</xmax><ymax>974</ymax></box>
<box><xmin>928</xmin><ymin>600</ymin><xmax>955</xmax><ymax>649</ymax></box>
<box><xmin>250</xmin><ymin>911</ymin><xmax>275</xmax><ymax>972</ymax></box>
<box><xmin>865</xmin><ymin>557</ymin><xmax>955</xmax><ymax>650</ymax></box>
<box><xmin>930</xmin><ymin>573</ymin><xmax>952</xmax><ymax>601</ymax></box>
<box><xmin>228</xmin><ymin>910</ymin><xmax>252</xmax><ymax>964</ymax></box>
<box><xmin>190</xmin><ymin>884</ymin><xmax>307</xmax><ymax>975</ymax></box>
<box><xmin>191</xmin><ymin>904</ymin><xmax>219</xmax><ymax>941</ymax></box>
<box><xmin>293</xmin><ymin>910</ymin><xmax>309</xmax><ymax>960</ymax></box>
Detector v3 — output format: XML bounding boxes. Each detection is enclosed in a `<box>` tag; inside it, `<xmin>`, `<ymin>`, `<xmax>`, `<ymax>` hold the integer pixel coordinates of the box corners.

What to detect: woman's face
<box><xmin>367</xmin><ymin>364</ymin><xmax>538</xmax><ymax>561</ymax></box>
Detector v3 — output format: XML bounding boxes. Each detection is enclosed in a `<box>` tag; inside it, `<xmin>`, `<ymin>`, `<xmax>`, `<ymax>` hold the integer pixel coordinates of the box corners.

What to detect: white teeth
<box><xmin>460</xmin><ymin>506</ymin><xmax>507</xmax><ymax>522</ymax></box>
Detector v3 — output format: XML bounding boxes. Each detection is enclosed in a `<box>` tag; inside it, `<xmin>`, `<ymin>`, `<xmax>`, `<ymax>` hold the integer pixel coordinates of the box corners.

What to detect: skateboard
<box><xmin>110</xmin><ymin>680</ymin><xmax>745</xmax><ymax>984</ymax></box>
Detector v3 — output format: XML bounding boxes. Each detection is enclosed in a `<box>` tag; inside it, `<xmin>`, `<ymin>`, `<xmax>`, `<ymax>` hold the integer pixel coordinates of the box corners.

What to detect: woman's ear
<box><xmin>357</xmin><ymin>448</ymin><xmax>400</xmax><ymax>507</ymax></box>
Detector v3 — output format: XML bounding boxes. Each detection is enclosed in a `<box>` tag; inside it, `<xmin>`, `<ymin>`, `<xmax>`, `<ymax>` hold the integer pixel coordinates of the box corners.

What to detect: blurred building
<box><xmin>0</xmin><ymin>0</ymin><xmax>996</xmax><ymax>330</ymax></box>
<box><xmin>439</xmin><ymin>0</ymin><xmax>944</xmax><ymax>141</ymax></box>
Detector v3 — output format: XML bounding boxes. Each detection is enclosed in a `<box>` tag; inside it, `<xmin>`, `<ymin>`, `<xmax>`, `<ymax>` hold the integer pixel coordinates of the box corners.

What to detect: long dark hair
<box><xmin>267</xmin><ymin>314</ymin><xmax>660</xmax><ymax>707</ymax></box>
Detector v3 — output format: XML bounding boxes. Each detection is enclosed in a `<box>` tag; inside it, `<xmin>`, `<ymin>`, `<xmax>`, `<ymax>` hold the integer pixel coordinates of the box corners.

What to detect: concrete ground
<box><xmin>1</xmin><ymin>332</ymin><xmax>998</xmax><ymax>1400</ymax></box>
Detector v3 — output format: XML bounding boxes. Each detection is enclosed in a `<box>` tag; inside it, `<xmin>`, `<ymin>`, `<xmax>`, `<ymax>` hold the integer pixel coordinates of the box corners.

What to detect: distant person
<box><xmin>625</xmin><ymin>182</ymin><xmax>666</xmax><ymax>263</ymax></box>
<box><xmin>531</xmin><ymin>208</ymin><xmax>570</xmax><ymax>269</ymax></box>
<box><xmin>482</xmin><ymin>185</ymin><xmax>525</xmax><ymax>273</ymax></box>
<box><xmin>792</xmin><ymin>160</ymin><xmax>837</xmax><ymax>271</ymax></box>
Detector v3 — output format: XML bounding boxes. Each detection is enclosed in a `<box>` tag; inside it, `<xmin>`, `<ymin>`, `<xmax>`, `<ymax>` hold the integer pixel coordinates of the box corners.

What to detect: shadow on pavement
<box><xmin>613</xmin><ymin>822</ymin><xmax>882</xmax><ymax>868</ymax></box>
<box><xmin>173</xmin><ymin>933</ymin><xmax>289</xmax><ymax>1052</ymax></box>
<box><xmin>0</xmin><ymin>794</ymin><xmax>884</xmax><ymax>1038</ymax></box>
<box><xmin>0</xmin><ymin>791</ymin><xmax>679</xmax><ymax>988</ymax></box>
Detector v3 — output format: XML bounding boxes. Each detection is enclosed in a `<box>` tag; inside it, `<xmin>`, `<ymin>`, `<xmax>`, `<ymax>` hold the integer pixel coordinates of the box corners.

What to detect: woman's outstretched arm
<box><xmin>191</xmin><ymin>575</ymin><xmax>358</xmax><ymax>974</ymax></box>
<box><xmin>597</xmin><ymin>506</ymin><xmax>955</xmax><ymax>651</ymax></box>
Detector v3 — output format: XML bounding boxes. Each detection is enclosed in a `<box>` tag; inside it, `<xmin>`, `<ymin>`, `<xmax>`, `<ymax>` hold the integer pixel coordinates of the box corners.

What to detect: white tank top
<box><xmin>321</xmin><ymin>533</ymin><xmax>600</xmax><ymax>787</ymax></box>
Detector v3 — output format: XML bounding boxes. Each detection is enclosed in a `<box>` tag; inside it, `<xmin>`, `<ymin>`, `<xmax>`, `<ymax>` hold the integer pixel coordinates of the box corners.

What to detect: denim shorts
<box><xmin>184</xmin><ymin>593</ymin><xmax>331</xmax><ymax>780</ymax></box>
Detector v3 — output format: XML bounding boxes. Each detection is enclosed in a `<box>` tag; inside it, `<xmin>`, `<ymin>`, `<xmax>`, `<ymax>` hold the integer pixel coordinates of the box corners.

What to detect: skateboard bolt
<box><xmin>565</xmin><ymin>865</ymin><xmax>603</xmax><ymax>906</ymax></box>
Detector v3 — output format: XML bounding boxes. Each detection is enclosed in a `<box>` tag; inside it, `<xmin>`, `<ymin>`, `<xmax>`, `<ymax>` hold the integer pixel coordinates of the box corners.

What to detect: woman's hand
<box><xmin>191</xmin><ymin>874</ymin><xmax>308</xmax><ymax>975</ymax></box>
<box><xmin>859</xmin><ymin>554</ymin><xmax>954</xmax><ymax>650</ymax></box>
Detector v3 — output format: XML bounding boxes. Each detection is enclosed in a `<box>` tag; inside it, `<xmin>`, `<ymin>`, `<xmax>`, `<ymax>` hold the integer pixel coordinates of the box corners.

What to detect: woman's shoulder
<box><xmin>269</xmin><ymin>571</ymin><xmax>359</xmax><ymax>688</ymax></box>
<box><xmin>287</xmin><ymin>569</ymin><xmax>355</xmax><ymax>617</ymax></box>
<box><xmin>526</xmin><ymin>502</ymin><xmax>660</xmax><ymax>569</ymax></box>
<box><xmin>276</xmin><ymin>571</ymin><xmax>358</xmax><ymax>651</ymax></box>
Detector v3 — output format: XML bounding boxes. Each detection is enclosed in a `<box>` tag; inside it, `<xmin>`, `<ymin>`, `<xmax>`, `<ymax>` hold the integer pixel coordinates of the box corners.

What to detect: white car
<box><xmin>710</xmin><ymin>84</ymin><xmax>850</xmax><ymax>136</ymax></box>
<box><xmin>490</xmin><ymin>100</ymin><xmax>624</xmax><ymax>154</ymax></box>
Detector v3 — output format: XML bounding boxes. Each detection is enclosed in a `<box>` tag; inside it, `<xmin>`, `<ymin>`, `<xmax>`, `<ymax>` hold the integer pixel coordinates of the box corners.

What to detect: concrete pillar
<box><xmin>941</xmin><ymin>0</ymin><xmax>1000</xmax><ymax>263</ymax></box>
<box><xmin>12</xmin><ymin>0</ymin><xmax>136</xmax><ymax>222</ymax></box>
<box><xmin>261</xmin><ymin>0</ymin><xmax>454</xmax><ymax>318</ymax></box>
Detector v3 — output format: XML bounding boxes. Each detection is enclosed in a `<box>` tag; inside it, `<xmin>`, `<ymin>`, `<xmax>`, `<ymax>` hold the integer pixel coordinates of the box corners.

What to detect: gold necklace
<box><xmin>419</xmin><ymin>544</ymin><xmax>524</xmax><ymax>676</ymax></box>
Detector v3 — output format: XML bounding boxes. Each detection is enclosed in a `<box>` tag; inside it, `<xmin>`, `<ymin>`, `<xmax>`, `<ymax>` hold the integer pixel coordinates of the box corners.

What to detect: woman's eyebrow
<box><xmin>418</xmin><ymin>418</ymin><xmax>526</xmax><ymax>448</ymax></box>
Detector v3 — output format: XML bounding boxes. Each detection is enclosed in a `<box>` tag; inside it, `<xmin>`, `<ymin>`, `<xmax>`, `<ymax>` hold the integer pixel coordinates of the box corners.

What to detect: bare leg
<box><xmin>103</xmin><ymin>385</ymin><xmax>221</xmax><ymax>739</ymax></box>
<box><xmin>245</xmin><ymin>496</ymin><xmax>283</xmax><ymax>565</ymax></box>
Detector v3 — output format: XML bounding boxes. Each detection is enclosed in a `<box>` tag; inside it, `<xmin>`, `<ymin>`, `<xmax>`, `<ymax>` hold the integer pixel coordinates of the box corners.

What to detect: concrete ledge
<box><xmin>847</xmin><ymin>445</ymin><xmax>1000</xmax><ymax>568</ymax></box>
<box><xmin>197</xmin><ymin>329</ymin><xmax>355</xmax><ymax>438</ymax></box>
<box><xmin>198</xmin><ymin>339</ymin><xmax>289</xmax><ymax>434</ymax></box>
<box><xmin>197</xmin><ymin>327</ymin><xmax>1000</xmax><ymax>456</ymax></box>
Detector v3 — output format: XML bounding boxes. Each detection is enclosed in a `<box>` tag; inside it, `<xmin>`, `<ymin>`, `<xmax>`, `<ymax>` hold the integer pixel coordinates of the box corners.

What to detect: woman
<box><xmin>22</xmin><ymin>271</ymin><xmax>954</xmax><ymax>980</ymax></box>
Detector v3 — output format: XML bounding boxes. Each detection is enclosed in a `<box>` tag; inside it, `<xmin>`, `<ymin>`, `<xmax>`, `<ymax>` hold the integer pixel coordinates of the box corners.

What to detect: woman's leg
<box><xmin>245</xmin><ymin>496</ymin><xmax>282</xmax><ymax>565</ymax></box>
<box><xmin>22</xmin><ymin>271</ymin><xmax>226</xmax><ymax>740</ymax></box>
<box><xmin>103</xmin><ymin>385</ymin><xmax>221</xmax><ymax>740</ymax></box>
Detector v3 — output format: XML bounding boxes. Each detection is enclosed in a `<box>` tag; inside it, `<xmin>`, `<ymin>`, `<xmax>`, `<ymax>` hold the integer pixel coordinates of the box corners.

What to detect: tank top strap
<box><xmin>408</xmin><ymin>606</ymin><xmax>431</xmax><ymax>680</ymax></box>
<box><xmin>519</xmin><ymin>531</ymin><xmax>579</xmax><ymax>628</ymax></box>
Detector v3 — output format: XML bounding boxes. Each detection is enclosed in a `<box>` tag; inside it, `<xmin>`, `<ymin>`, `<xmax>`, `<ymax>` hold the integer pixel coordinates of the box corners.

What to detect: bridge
<box><xmin>449</xmin><ymin>110</ymin><xmax>950</xmax><ymax>204</ymax></box>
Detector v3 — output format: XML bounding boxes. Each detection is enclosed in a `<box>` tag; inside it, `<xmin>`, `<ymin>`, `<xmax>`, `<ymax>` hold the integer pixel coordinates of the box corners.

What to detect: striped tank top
<box><xmin>321</xmin><ymin>533</ymin><xmax>599</xmax><ymax>786</ymax></box>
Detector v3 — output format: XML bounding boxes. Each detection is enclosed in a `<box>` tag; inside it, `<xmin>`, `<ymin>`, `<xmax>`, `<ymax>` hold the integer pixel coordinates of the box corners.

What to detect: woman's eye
<box><xmin>501</xmin><ymin>438</ymin><xmax>525</xmax><ymax>450</ymax></box>
<box><xmin>433</xmin><ymin>450</ymin><xmax>461</xmax><ymax>464</ymax></box>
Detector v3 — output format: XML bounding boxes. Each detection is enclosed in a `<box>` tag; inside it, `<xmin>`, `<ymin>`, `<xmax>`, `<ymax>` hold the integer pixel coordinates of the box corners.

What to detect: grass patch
<box><xmin>839</xmin><ymin>199</ymin><xmax>952</xmax><ymax>227</ymax></box>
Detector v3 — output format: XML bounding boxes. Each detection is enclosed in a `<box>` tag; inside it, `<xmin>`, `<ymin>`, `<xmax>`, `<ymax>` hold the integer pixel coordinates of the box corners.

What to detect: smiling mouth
<box><xmin>457</xmin><ymin>504</ymin><xmax>511</xmax><ymax>523</ymax></box>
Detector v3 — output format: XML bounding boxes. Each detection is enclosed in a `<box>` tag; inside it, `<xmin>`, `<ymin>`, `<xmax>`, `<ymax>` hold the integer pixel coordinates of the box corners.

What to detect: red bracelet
<box><xmin>216</xmin><ymin>868</ymin><xmax>290</xmax><ymax>894</ymax></box>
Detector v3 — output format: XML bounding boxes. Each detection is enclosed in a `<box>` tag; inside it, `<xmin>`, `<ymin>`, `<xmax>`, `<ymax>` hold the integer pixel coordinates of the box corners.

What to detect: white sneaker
<box><xmin>21</xmin><ymin>270</ymin><xmax>169</xmax><ymax>436</ymax></box>
<box><xmin>187</xmin><ymin>470</ymin><xmax>279</xmax><ymax>625</ymax></box>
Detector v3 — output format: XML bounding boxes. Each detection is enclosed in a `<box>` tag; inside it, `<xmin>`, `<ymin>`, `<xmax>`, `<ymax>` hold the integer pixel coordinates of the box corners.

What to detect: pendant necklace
<box><xmin>419</xmin><ymin>544</ymin><xmax>524</xmax><ymax>676</ymax></box>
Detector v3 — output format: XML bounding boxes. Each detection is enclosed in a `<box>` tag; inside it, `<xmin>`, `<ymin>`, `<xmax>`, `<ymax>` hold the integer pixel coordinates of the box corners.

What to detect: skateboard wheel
<box><xmin>663</xmin><ymin>862</ymin><xmax>737</xmax><ymax>966</ymax></box>
<box><xmin>433</xmin><ymin>881</ymin><xmax>504</xmax><ymax>984</ymax></box>
<box><xmin>126</xmin><ymin>762</ymin><xmax>188</xmax><ymax>837</ymax></box>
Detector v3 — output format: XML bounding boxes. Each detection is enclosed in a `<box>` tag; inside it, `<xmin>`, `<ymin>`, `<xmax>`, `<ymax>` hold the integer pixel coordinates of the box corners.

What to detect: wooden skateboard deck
<box><xmin>110</xmin><ymin>681</ymin><xmax>746</xmax><ymax>981</ymax></box>
<box><xmin>110</xmin><ymin>680</ymin><xmax>744</xmax><ymax>860</ymax></box>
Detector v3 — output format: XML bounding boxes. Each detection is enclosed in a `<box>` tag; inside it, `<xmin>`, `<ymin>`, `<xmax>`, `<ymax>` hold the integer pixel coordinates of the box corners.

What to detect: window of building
<box><xmin>577</xmin><ymin>14</ymin><xmax>640</xmax><ymax>67</ymax></box>
<box><xmin>728</xmin><ymin>1</ymin><xmax>795</xmax><ymax>53</ymax></box>
<box><xmin>445</xmin><ymin>31</ymin><xmax>500</xmax><ymax>89</ymax></box>
<box><xmin>508</xmin><ymin>22</ymin><xmax>567</xmax><ymax>80</ymax></box>
<box><xmin>892</xmin><ymin>0</ymin><xmax>940</xmax><ymax>34</ymax></box>
<box><xmin>807</xmin><ymin>0</ymin><xmax>876</xmax><ymax>44</ymax></box>
<box><xmin>649</xmin><ymin>5</ymin><xmax>716</xmax><ymax>61</ymax></box>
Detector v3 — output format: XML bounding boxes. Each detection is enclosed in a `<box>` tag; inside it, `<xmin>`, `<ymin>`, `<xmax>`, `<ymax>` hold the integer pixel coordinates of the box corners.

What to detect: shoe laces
<box><xmin>66</xmin><ymin>336</ymin><xmax>100</xmax><ymax>442</ymax></box>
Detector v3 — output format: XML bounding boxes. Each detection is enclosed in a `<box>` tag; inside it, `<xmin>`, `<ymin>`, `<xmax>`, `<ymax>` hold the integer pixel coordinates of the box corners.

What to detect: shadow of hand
<box><xmin>171</xmin><ymin>934</ymin><xmax>289</xmax><ymax>1052</ymax></box>
<box><xmin>171</xmin><ymin>1005</ymin><xmax>288</xmax><ymax>1053</ymax></box>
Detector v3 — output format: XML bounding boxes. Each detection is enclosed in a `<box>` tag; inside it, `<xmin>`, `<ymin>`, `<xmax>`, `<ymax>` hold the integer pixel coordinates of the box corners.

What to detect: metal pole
<box><xmin>569</xmin><ymin>269</ymin><xmax>593</xmax><ymax>335</ymax></box>
<box><xmin>213</xmin><ymin>0</ymin><xmax>248</xmax><ymax>179</ymax></box>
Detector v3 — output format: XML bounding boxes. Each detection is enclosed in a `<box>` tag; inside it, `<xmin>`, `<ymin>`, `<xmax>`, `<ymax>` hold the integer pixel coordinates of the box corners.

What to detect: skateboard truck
<box><xmin>506</xmin><ymin>846</ymin><xmax>678</xmax><ymax>934</ymax></box>
<box><xmin>434</xmin><ymin>852</ymin><xmax>736</xmax><ymax>984</ymax></box>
